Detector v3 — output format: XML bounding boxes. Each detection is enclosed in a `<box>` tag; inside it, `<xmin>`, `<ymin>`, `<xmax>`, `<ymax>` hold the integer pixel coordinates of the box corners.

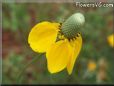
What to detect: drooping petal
<box><xmin>67</xmin><ymin>33</ymin><xmax>82</xmax><ymax>74</ymax></box>
<box><xmin>28</xmin><ymin>21</ymin><xmax>60</xmax><ymax>53</ymax></box>
<box><xmin>46</xmin><ymin>39</ymin><xmax>72</xmax><ymax>73</ymax></box>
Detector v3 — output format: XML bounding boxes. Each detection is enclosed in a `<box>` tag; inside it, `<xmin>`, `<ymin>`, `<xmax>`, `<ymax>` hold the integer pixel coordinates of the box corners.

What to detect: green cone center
<box><xmin>61</xmin><ymin>13</ymin><xmax>85</xmax><ymax>39</ymax></box>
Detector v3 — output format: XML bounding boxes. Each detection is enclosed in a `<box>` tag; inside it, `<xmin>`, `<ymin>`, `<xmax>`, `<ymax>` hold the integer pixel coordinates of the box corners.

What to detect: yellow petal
<box><xmin>46</xmin><ymin>39</ymin><xmax>72</xmax><ymax>73</ymax></box>
<box><xmin>67</xmin><ymin>33</ymin><xmax>82</xmax><ymax>74</ymax></box>
<box><xmin>107</xmin><ymin>34</ymin><xmax>114</xmax><ymax>47</ymax></box>
<box><xmin>28</xmin><ymin>21</ymin><xmax>60</xmax><ymax>53</ymax></box>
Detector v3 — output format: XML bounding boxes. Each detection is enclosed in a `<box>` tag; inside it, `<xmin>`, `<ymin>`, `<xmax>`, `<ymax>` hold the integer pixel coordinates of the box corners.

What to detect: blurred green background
<box><xmin>2</xmin><ymin>3</ymin><xmax>114</xmax><ymax>84</ymax></box>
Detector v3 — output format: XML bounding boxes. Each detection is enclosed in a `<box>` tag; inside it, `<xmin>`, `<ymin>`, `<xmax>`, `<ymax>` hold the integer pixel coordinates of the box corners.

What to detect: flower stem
<box><xmin>16</xmin><ymin>53</ymin><xmax>43</xmax><ymax>84</ymax></box>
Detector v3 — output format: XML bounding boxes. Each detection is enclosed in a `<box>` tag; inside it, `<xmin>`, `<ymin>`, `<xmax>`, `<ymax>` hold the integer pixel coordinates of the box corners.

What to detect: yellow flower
<box><xmin>107</xmin><ymin>34</ymin><xmax>114</xmax><ymax>47</ymax></box>
<box><xmin>87</xmin><ymin>60</ymin><xmax>96</xmax><ymax>72</ymax></box>
<box><xmin>28</xmin><ymin>13</ymin><xmax>85</xmax><ymax>74</ymax></box>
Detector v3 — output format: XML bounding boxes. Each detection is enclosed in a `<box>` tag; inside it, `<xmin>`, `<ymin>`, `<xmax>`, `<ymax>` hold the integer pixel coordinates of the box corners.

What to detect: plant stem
<box><xmin>17</xmin><ymin>53</ymin><xmax>43</xmax><ymax>84</ymax></box>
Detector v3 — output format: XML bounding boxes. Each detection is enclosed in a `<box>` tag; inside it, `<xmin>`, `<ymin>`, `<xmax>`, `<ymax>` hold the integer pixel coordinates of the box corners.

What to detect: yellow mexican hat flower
<box><xmin>87</xmin><ymin>60</ymin><xmax>96</xmax><ymax>72</ymax></box>
<box><xmin>28</xmin><ymin>13</ymin><xmax>85</xmax><ymax>74</ymax></box>
<box><xmin>107</xmin><ymin>34</ymin><xmax>114</xmax><ymax>47</ymax></box>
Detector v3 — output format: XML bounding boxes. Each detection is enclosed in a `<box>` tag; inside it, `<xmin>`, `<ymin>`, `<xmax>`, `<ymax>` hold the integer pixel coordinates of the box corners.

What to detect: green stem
<box><xmin>17</xmin><ymin>53</ymin><xmax>43</xmax><ymax>83</ymax></box>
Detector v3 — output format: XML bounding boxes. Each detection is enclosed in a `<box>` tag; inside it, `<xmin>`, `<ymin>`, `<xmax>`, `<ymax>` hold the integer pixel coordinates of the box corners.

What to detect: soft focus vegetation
<box><xmin>2</xmin><ymin>3</ymin><xmax>114</xmax><ymax>84</ymax></box>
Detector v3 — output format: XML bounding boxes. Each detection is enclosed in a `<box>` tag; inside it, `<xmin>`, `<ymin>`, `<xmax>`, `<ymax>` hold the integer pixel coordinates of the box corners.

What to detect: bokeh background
<box><xmin>2</xmin><ymin>2</ymin><xmax>114</xmax><ymax>84</ymax></box>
